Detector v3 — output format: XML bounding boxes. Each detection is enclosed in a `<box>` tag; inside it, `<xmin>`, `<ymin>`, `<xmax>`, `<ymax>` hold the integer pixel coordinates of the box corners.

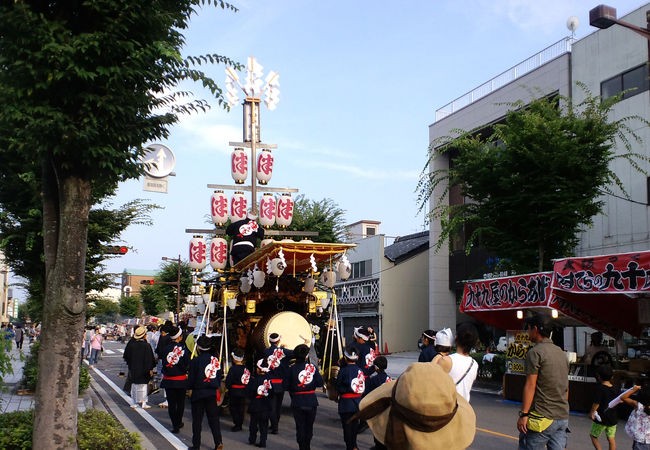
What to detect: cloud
<box><xmin>175</xmin><ymin>114</ymin><xmax>240</xmax><ymax>155</ymax></box>
<box><xmin>294</xmin><ymin>159</ymin><xmax>420</xmax><ymax>181</ymax></box>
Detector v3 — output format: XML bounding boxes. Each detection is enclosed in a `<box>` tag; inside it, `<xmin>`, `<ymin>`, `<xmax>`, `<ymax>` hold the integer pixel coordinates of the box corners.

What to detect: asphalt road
<box><xmin>92</xmin><ymin>339</ymin><xmax>635</xmax><ymax>450</ymax></box>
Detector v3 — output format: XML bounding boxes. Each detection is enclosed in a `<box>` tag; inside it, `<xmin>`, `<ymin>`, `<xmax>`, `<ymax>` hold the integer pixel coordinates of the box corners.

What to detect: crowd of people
<box><xmin>1</xmin><ymin>322</ymin><xmax>39</xmax><ymax>350</ymax></box>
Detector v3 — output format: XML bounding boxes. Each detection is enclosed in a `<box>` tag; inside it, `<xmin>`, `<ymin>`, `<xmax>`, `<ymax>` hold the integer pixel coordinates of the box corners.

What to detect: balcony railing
<box><xmin>434</xmin><ymin>37</ymin><xmax>573</xmax><ymax>122</ymax></box>
<box><xmin>335</xmin><ymin>278</ymin><xmax>379</xmax><ymax>304</ymax></box>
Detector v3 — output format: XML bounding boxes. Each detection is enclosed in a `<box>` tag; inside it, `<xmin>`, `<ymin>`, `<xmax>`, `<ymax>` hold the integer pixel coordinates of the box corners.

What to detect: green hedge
<box><xmin>471</xmin><ymin>352</ymin><xmax>506</xmax><ymax>381</ymax></box>
<box><xmin>22</xmin><ymin>342</ymin><xmax>89</xmax><ymax>393</ymax></box>
<box><xmin>0</xmin><ymin>410</ymin><xmax>141</xmax><ymax>450</ymax></box>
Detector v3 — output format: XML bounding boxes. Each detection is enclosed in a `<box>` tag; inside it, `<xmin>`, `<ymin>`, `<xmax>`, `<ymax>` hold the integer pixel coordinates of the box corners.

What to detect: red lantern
<box><xmin>276</xmin><ymin>193</ymin><xmax>294</xmax><ymax>228</ymax></box>
<box><xmin>210</xmin><ymin>237</ymin><xmax>228</xmax><ymax>270</ymax></box>
<box><xmin>231</xmin><ymin>148</ymin><xmax>248</xmax><ymax>184</ymax></box>
<box><xmin>256</xmin><ymin>149</ymin><xmax>274</xmax><ymax>185</ymax></box>
<box><xmin>259</xmin><ymin>193</ymin><xmax>276</xmax><ymax>228</ymax></box>
<box><xmin>189</xmin><ymin>235</ymin><xmax>207</xmax><ymax>270</ymax></box>
<box><xmin>210</xmin><ymin>190</ymin><xmax>229</xmax><ymax>226</ymax></box>
<box><xmin>230</xmin><ymin>191</ymin><xmax>247</xmax><ymax>222</ymax></box>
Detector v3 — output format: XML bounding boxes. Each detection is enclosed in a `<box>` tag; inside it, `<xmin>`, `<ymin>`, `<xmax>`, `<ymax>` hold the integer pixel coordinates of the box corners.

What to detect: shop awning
<box><xmin>460</xmin><ymin>250</ymin><xmax>650</xmax><ymax>337</ymax></box>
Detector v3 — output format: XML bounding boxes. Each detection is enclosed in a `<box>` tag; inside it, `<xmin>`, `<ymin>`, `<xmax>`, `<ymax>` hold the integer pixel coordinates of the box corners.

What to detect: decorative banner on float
<box><xmin>461</xmin><ymin>272</ymin><xmax>554</xmax><ymax>312</ymax></box>
<box><xmin>505</xmin><ymin>330</ymin><xmax>532</xmax><ymax>374</ymax></box>
<box><xmin>552</xmin><ymin>251</ymin><xmax>650</xmax><ymax>294</ymax></box>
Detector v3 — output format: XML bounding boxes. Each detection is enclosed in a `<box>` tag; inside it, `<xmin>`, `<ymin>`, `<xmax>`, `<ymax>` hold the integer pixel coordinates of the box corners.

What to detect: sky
<box><xmin>16</xmin><ymin>0</ymin><xmax>647</xmax><ymax>295</ymax></box>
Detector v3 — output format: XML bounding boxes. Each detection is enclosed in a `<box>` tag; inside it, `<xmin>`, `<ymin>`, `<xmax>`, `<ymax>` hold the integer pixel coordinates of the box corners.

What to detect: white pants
<box><xmin>131</xmin><ymin>383</ymin><xmax>148</xmax><ymax>405</ymax></box>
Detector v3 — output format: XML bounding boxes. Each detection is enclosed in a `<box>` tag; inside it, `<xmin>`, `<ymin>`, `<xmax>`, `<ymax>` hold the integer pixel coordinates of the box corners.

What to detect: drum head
<box><xmin>263</xmin><ymin>311</ymin><xmax>312</xmax><ymax>350</ymax></box>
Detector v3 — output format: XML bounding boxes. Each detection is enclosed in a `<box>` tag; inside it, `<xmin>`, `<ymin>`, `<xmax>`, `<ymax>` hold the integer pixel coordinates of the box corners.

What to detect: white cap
<box><xmin>435</xmin><ymin>328</ymin><xmax>454</xmax><ymax>347</ymax></box>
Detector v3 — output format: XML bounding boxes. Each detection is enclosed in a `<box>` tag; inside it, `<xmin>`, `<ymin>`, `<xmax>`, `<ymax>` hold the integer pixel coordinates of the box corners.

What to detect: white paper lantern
<box><xmin>189</xmin><ymin>235</ymin><xmax>207</xmax><ymax>270</ymax></box>
<box><xmin>256</xmin><ymin>149</ymin><xmax>274</xmax><ymax>185</ymax></box>
<box><xmin>195</xmin><ymin>295</ymin><xmax>204</xmax><ymax>305</ymax></box>
<box><xmin>321</xmin><ymin>270</ymin><xmax>336</xmax><ymax>288</ymax></box>
<box><xmin>202</xmin><ymin>293</ymin><xmax>211</xmax><ymax>304</ymax></box>
<box><xmin>210</xmin><ymin>190</ymin><xmax>229</xmax><ymax>226</ymax></box>
<box><xmin>304</xmin><ymin>277</ymin><xmax>316</xmax><ymax>293</ymax></box>
<box><xmin>210</xmin><ymin>237</ymin><xmax>228</xmax><ymax>270</ymax></box>
<box><xmin>197</xmin><ymin>303</ymin><xmax>206</xmax><ymax>314</ymax></box>
<box><xmin>253</xmin><ymin>269</ymin><xmax>266</xmax><ymax>288</ymax></box>
<box><xmin>231</xmin><ymin>148</ymin><xmax>248</xmax><ymax>184</ymax></box>
<box><xmin>227</xmin><ymin>298</ymin><xmax>238</xmax><ymax>310</ymax></box>
<box><xmin>337</xmin><ymin>260</ymin><xmax>352</xmax><ymax>281</ymax></box>
<box><xmin>259</xmin><ymin>193</ymin><xmax>276</xmax><ymax>228</ymax></box>
<box><xmin>321</xmin><ymin>293</ymin><xmax>331</xmax><ymax>310</ymax></box>
<box><xmin>261</xmin><ymin>238</ymin><xmax>274</xmax><ymax>248</ymax></box>
<box><xmin>270</xmin><ymin>257</ymin><xmax>285</xmax><ymax>276</ymax></box>
<box><xmin>209</xmin><ymin>301</ymin><xmax>216</xmax><ymax>313</ymax></box>
<box><xmin>230</xmin><ymin>191</ymin><xmax>247</xmax><ymax>222</ymax></box>
<box><xmin>276</xmin><ymin>193</ymin><xmax>294</xmax><ymax>228</ymax></box>
<box><xmin>240</xmin><ymin>276</ymin><xmax>252</xmax><ymax>294</ymax></box>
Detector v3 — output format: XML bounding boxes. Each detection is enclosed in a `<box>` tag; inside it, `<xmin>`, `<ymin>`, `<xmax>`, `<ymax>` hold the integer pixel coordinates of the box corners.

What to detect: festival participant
<box><xmin>187</xmin><ymin>335</ymin><xmax>223</xmax><ymax>450</ymax></box>
<box><xmin>351</xmin><ymin>326</ymin><xmax>376</xmax><ymax>378</ymax></box>
<box><xmin>431</xmin><ymin>328</ymin><xmax>454</xmax><ymax>373</ymax></box>
<box><xmin>418</xmin><ymin>329</ymin><xmax>437</xmax><ymax>362</ymax></box>
<box><xmin>226</xmin><ymin>211</ymin><xmax>264</xmax><ymax>265</ymax></box>
<box><xmin>364</xmin><ymin>356</ymin><xmax>392</xmax><ymax>396</ymax></box>
<box><xmin>160</xmin><ymin>326</ymin><xmax>190</xmax><ymax>434</ymax></box>
<box><xmin>263</xmin><ymin>332</ymin><xmax>296</xmax><ymax>434</ymax></box>
<box><xmin>336</xmin><ymin>345</ymin><xmax>366</xmax><ymax>450</ymax></box>
<box><xmin>123</xmin><ymin>326</ymin><xmax>156</xmax><ymax>409</ymax></box>
<box><xmin>285</xmin><ymin>344</ymin><xmax>324</xmax><ymax>450</ymax></box>
<box><xmin>225</xmin><ymin>347</ymin><xmax>250</xmax><ymax>432</ymax></box>
<box><xmin>247</xmin><ymin>358</ymin><xmax>274</xmax><ymax>448</ymax></box>
<box><xmin>448</xmin><ymin>323</ymin><xmax>479</xmax><ymax>402</ymax></box>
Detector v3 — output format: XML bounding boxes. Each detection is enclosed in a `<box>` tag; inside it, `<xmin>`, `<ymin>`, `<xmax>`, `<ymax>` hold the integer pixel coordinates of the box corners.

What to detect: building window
<box><xmin>366</xmin><ymin>227</ymin><xmax>376</xmax><ymax>236</ymax></box>
<box><xmin>601</xmin><ymin>64</ymin><xmax>649</xmax><ymax>101</ymax></box>
<box><xmin>351</xmin><ymin>259</ymin><xmax>372</xmax><ymax>279</ymax></box>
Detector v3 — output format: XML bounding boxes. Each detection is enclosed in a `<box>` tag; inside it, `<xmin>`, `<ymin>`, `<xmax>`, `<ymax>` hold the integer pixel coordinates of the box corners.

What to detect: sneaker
<box><xmin>141</xmin><ymin>403</ymin><xmax>151</xmax><ymax>409</ymax></box>
<box><xmin>158</xmin><ymin>401</ymin><xmax>168</xmax><ymax>408</ymax></box>
<box><xmin>130</xmin><ymin>404</ymin><xmax>138</xmax><ymax>409</ymax></box>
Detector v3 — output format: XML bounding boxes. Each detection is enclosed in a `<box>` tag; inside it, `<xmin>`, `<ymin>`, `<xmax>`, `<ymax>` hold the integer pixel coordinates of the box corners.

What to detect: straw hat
<box><xmin>133</xmin><ymin>326</ymin><xmax>146</xmax><ymax>340</ymax></box>
<box><xmin>356</xmin><ymin>362</ymin><xmax>475</xmax><ymax>449</ymax></box>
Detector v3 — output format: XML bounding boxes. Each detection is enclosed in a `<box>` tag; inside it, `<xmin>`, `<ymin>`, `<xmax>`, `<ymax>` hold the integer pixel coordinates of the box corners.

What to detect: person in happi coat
<box><xmin>336</xmin><ymin>345</ymin><xmax>366</xmax><ymax>450</ymax></box>
<box><xmin>225</xmin><ymin>347</ymin><xmax>251</xmax><ymax>432</ymax></box>
<box><xmin>263</xmin><ymin>332</ymin><xmax>298</xmax><ymax>434</ymax></box>
<box><xmin>418</xmin><ymin>329</ymin><xmax>438</xmax><ymax>362</ymax></box>
<box><xmin>285</xmin><ymin>344</ymin><xmax>324</xmax><ymax>450</ymax></box>
<box><xmin>160</xmin><ymin>326</ymin><xmax>190</xmax><ymax>434</ymax></box>
<box><xmin>247</xmin><ymin>358</ymin><xmax>274</xmax><ymax>448</ymax></box>
<box><xmin>123</xmin><ymin>326</ymin><xmax>156</xmax><ymax>409</ymax></box>
<box><xmin>226</xmin><ymin>211</ymin><xmax>264</xmax><ymax>265</ymax></box>
<box><xmin>187</xmin><ymin>335</ymin><xmax>223</xmax><ymax>450</ymax></box>
<box><xmin>351</xmin><ymin>326</ymin><xmax>376</xmax><ymax>378</ymax></box>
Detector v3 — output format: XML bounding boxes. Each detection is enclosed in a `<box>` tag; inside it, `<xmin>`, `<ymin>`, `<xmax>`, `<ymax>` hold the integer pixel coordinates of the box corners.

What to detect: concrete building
<box><xmin>121</xmin><ymin>269</ymin><xmax>159</xmax><ymax>298</ymax></box>
<box><xmin>428</xmin><ymin>4</ymin><xmax>650</xmax><ymax>331</ymax></box>
<box><xmin>335</xmin><ymin>221</ymin><xmax>429</xmax><ymax>352</ymax></box>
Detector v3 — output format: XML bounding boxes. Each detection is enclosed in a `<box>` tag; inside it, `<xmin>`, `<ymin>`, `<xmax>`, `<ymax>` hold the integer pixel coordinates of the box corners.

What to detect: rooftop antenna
<box><xmin>567</xmin><ymin>16</ymin><xmax>580</xmax><ymax>40</ymax></box>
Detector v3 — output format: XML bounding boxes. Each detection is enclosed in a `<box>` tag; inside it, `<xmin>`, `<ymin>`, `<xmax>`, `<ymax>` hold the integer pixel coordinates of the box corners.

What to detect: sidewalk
<box><xmin>0</xmin><ymin>342</ymin><xmax>93</xmax><ymax>414</ymax></box>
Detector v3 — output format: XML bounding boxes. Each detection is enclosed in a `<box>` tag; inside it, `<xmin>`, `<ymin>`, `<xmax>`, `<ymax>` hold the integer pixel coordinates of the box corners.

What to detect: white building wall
<box><xmin>571</xmin><ymin>4</ymin><xmax>650</xmax><ymax>256</ymax></box>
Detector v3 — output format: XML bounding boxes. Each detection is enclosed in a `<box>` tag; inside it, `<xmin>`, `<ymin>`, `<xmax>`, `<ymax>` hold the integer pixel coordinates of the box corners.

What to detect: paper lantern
<box><xmin>240</xmin><ymin>276</ymin><xmax>252</xmax><ymax>294</ymax></box>
<box><xmin>230</xmin><ymin>191</ymin><xmax>247</xmax><ymax>222</ymax></box>
<box><xmin>261</xmin><ymin>238</ymin><xmax>274</xmax><ymax>248</ymax></box>
<box><xmin>256</xmin><ymin>149</ymin><xmax>274</xmax><ymax>185</ymax></box>
<box><xmin>246</xmin><ymin>298</ymin><xmax>256</xmax><ymax>313</ymax></box>
<box><xmin>198</xmin><ymin>303</ymin><xmax>206</xmax><ymax>314</ymax></box>
<box><xmin>308</xmin><ymin>299</ymin><xmax>317</xmax><ymax>314</ymax></box>
<box><xmin>209</xmin><ymin>301</ymin><xmax>216</xmax><ymax>313</ymax></box>
<box><xmin>337</xmin><ymin>260</ymin><xmax>352</xmax><ymax>281</ymax></box>
<box><xmin>304</xmin><ymin>277</ymin><xmax>316</xmax><ymax>293</ymax></box>
<box><xmin>321</xmin><ymin>293</ymin><xmax>331</xmax><ymax>310</ymax></box>
<box><xmin>189</xmin><ymin>235</ymin><xmax>207</xmax><ymax>270</ymax></box>
<box><xmin>210</xmin><ymin>237</ymin><xmax>228</xmax><ymax>270</ymax></box>
<box><xmin>270</xmin><ymin>257</ymin><xmax>285</xmax><ymax>276</ymax></box>
<box><xmin>210</xmin><ymin>190</ymin><xmax>229</xmax><ymax>226</ymax></box>
<box><xmin>259</xmin><ymin>193</ymin><xmax>276</xmax><ymax>228</ymax></box>
<box><xmin>321</xmin><ymin>270</ymin><xmax>336</xmax><ymax>288</ymax></box>
<box><xmin>253</xmin><ymin>269</ymin><xmax>265</xmax><ymax>288</ymax></box>
<box><xmin>276</xmin><ymin>193</ymin><xmax>294</xmax><ymax>228</ymax></box>
<box><xmin>231</xmin><ymin>148</ymin><xmax>248</xmax><ymax>184</ymax></box>
<box><xmin>227</xmin><ymin>298</ymin><xmax>237</xmax><ymax>310</ymax></box>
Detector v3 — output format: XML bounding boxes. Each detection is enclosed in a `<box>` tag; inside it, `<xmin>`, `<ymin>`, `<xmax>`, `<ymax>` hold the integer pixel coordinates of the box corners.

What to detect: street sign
<box><xmin>143</xmin><ymin>176</ymin><xmax>168</xmax><ymax>193</ymax></box>
<box><xmin>142</xmin><ymin>143</ymin><xmax>175</xmax><ymax>178</ymax></box>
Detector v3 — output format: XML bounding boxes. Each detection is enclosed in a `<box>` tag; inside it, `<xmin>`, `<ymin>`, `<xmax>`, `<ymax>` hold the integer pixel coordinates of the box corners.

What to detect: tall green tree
<box><xmin>0</xmin><ymin>1</ymin><xmax>238</xmax><ymax>445</ymax></box>
<box><xmin>141</xmin><ymin>260</ymin><xmax>193</xmax><ymax>316</ymax></box>
<box><xmin>286</xmin><ymin>195</ymin><xmax>347</xmax><ymax>243</ymax></box>
<box><xmin>119</xmin><ymin>295</ymin><xmax>140</xmax><ymax>318</ymax></box>
<box><xmin>418</xmin><ymin>89</ymin><xmax>648</xmax><ymax>273</ymax></box>
<box><xmin>86</xmin><ymin>297</ymin><xmax>120</xmax><ymax>322</ymax></box>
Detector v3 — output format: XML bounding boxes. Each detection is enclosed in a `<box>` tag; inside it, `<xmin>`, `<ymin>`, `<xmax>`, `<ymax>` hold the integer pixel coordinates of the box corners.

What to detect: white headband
<box><xmin>231</xmin><ymin>352</ymin><xmax>244</xmax><ymax>362</ymax></box>
<box><xmin>422</xmin><ymin>331</ymin><xmax>435</xmax><ymax>340</ymax></box>
<box><xmin>171</xmin><ymin>329</ymin><xmax>182</xmax><ymax>340</ymax></box>
<box><xmin>257</xmin><ymin>358</ymin><xmax>270</xmax><ymax>372</ymax></box>
<box><xmin>344</xmin><ymin>349</ymin><xmax>359</xmax><ymax>360</ymax></box>
<box><xmin>354</xmin><ymin>327</ymin><xmax>369</xmax><ymax>341</ymax></box>
<box><xmin>269</xmin><ymin>334</ymin><xmax>281</xmax><ymax>343</ymax></box>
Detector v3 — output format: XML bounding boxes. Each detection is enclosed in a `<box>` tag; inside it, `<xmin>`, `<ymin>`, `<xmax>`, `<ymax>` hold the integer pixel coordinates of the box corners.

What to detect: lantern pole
<box><xmin>248</xmin><ymin>97</ymin><xmax>259</xmax><ymax>215</ymax></box>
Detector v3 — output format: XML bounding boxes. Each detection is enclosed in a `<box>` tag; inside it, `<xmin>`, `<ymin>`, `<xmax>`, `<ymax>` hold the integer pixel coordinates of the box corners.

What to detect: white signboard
<box><xmin>143</xmin><ymin>176</ymin><xmax>168</xmax><ymax>193</ymax></box>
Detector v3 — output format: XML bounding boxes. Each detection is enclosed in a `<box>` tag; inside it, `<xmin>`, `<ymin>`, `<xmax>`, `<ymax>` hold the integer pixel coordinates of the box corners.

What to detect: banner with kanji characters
<box><xmin>461</xmin><ymin>272</ymin><xmax>554</xmax><ymax>312</ymax></box>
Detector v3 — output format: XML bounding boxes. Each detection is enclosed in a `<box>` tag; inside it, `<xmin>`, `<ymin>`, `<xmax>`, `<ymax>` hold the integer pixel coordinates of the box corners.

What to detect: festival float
<box><xmin>183</xmin><ymin>57</ymin><xmax>352</xmax><ymax>379</ymax></box>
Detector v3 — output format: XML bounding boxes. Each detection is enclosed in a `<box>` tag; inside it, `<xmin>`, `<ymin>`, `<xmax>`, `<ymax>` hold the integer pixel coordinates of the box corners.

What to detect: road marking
<box><xmin>103</xmin><ymin>349</ymin><xmax>115</xmax><ymax>354</ymax></box>
<box><xmin>91</xmin><ymin>367</ymin><xmax>186</xmax><ymax>450</ymax></box>
<box><xmin>476</xmin><ymin>427</ymin><xmax>519</xmax><ymax>441</ymax></box>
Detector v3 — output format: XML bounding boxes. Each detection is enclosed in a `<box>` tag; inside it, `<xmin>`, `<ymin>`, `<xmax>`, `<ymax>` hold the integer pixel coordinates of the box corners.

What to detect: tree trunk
<box><xmin>33</xmin><ymin>174</ymin><xmax>91</xmax><ymax>449</ymax></box>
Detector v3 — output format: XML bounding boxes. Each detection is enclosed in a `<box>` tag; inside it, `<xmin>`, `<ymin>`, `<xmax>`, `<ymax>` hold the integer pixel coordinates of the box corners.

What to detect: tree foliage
<box><xmin>86</xmin><ymin>297</ymin><xmax>120</xmax><ymax>322</ymax></box>
<box><xmin>141</xmin><ymin>261</ymin><xmax>193</xmax><ymax>315</ymax></box>
<box><xmin>286</xmin><ymin>195</ymin><xmax>347</xmax><ymax>243</ymax></box>
<box><xmin>0</xmin><ymin>0</ymin><xmax>239</xmax><ymax>446</ymax></box>
<box><xmin>119</xmin><ymin>295</ymin><xmax>140</xmax><ymax>318</ymax></box>
<box><xmin>418</xmin><ymin>88</ymin><xmax>648</xmax><ymax>273</ymax></box>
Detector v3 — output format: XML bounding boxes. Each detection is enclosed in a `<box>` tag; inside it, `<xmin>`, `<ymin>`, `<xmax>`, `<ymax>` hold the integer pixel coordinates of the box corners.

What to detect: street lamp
<box><xmin>162</xmin><ymin>255</ymin><xmax>182</xmax><ymax>321</ymax></box>
<box><xmin>589</xmin><ymin>5</ymin><xmax>650</xmax><ymax>39</ymax></box>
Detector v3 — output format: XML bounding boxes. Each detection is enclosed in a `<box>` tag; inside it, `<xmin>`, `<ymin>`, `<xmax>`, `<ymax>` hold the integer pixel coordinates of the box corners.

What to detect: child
<box><xmin>225</xmin><ymin>347</ymin><xmax>250</xmax><ymax>432</ymax></box>
<box><xmin>364</xmin><ymin>356</ymin><xmax>392</xmax><ymax>396</ymax></box>
<box><xmin>589</xmin><ymin>365</ymin><xmax>618</xmax><ymax>450</ymax></box>
<box><xmin>622</xmin><ymin>384</ymin><xmax>650</xmax><ymax>450</ymax></box>
<box><xmin>247</xmin><ymin>358</ymin><xmax>274</xmax><ymax>447</ymax></box>
<box><xmin>431</xmin><ymin>328</ymin><xmax>454</xmax><ymax>373</ymax></box>
<box><xmin>336</xmin><ymin>345</ymin><xmax>365</xmax><ymax>450</ymax></box>
<box><xmin>285</xmin><ymin>344</ymin><xmax>324</xmax><ymax>450</ymax></box>
<box><xmin>187</xmin><ymin>335</ymin><xmax>223</xmax><ymax>450</ymax></box>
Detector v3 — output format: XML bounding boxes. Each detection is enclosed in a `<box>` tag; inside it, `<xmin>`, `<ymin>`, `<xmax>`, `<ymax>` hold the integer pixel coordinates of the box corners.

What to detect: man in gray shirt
<box><xmin>517</xmin><ymin>313</ymin><xmax>569</xmax><ymax>450</ymax></box>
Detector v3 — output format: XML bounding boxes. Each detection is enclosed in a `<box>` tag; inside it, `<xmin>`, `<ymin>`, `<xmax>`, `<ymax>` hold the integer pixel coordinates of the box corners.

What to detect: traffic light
<box><xmin>104</xmin><ymin>245</ymin><xmax>128</xmax><ymax>255</ymax></box>
<box><xmin>140</xmin><ymin>279</ymin><xmax>155</xmax><ymax>285</ymax></box>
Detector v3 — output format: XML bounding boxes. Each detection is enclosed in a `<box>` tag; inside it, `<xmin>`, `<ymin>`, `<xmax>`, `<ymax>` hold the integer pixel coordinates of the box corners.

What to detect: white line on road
<box><xmin>91</xmin><ymin>367</ymin><xmax>186</xmax><ymax>450</ymax></box>
<box><xmin>103</xmin><ymin>349</ymin><xmax>115</xmax><ymax>354</ymax></box>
